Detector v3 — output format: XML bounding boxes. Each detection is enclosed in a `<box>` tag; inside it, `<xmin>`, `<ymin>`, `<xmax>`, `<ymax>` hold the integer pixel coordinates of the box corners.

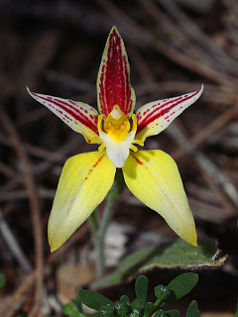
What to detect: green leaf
<box><xmin>63</xmin><ymin>303</ymin><xmax>82</xmax><ymax>317</ymax></box>
<box><xmin>235</xmin><ymin>300</ymin><xmax>238</xmax><ymax>317</ymax></box>
<box><xmin>100</xmin><ymin>304</ymin><xmax>115</xmax><ymax>317</ymax></box>
<box><xmin>92</xmin><ymin>239</ymin><xmax>226</xmax><ymax>289</ymax></box>
<box><xmin>135</xmin><ymin>275</ymin><xmax>148</xmax><ymax>308</ymax></box>
<box><xmin>115</xmin><ymin>295</ymin><xmax>131</xmax><ymax>316</ymax></box>
<box><xmin>154</xmin><ymin>285</ymin><xmax>171</xmax><ymax>302</ymax></box>
<box><xmin>64</xmin><ymin>303</ymin><xmax>73</xmax><ymax>314</ymax></box>
<box><xmin>0</xmin><ymin>273</ymin><xmax>5</xmax><ymax>291</ymax></box>
<box><xmin>17</xmin><ymin>308</ymin><xmax>28</xmax><ymax>317</ymax></box>
<box><xmin>144</xmin><ymin>302</ymin><xmax>155</xmax><ymax>317</ymax></box>
<box><xmin>77</xmin><ymin>289</ymin><xmax>113</xmax><ymax>310</ymax></box>
<box><xmin>142</xmin><ymin>239</ymin><xmax>227</xmax><ymax>270</ymax></box>
<box><xmin>92</xmin><ymin>245</ymin><xmax>158</xmax><ymax>289</ymax></box>
<box><xmin>131</xmin><ymin>298</ymin><xmax>139</xmax><ymax>311</ymax></box>
<box><xmin>72</xmin><ymin>293</ymin><xmax>83</xmax><ymax>312</ymax></box>
<box><xmin>185</xmin><ymin>300</ymin><xmax>200</xmax><ymax>317</ymax></box>
<box><xmin>154</xmin><ymin>310</ymin><xmax>166</xmax><ymax>317</ymax></box>
<box><xmin>166</xmin><ymin>310</ymin><xmax>180</xmax><ymax>317</ymax></box>
<box><xmin>168</xmin><ymin>273</ymin><xmax>198</xmax><ymax>301</ymax></box>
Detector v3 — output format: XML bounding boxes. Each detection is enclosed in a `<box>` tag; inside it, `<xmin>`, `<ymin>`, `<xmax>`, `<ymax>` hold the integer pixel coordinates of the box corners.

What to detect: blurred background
<box><xmin>0</xmin><ymin>0</ymin><xmax>238</xmax><ymax>316</ymax></box>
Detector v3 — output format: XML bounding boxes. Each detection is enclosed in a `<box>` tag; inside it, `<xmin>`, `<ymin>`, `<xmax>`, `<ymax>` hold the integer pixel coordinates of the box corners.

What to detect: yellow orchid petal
<box><xmin>122</xmin><ymin>150</ymin><xmax>197</xmax><ymax>246</ymax></box>
<box><xmin>48</xmin><ymin>151</ymin><xmax>116</xmax><ymax>252</ymax></box>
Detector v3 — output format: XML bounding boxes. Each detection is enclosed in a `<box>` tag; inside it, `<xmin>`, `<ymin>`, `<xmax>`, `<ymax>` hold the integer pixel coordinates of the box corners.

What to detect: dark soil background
<box><xmin>0</xmin><ymin>0</ymin><xmax>238</xmax><ymax>316</ymax></box>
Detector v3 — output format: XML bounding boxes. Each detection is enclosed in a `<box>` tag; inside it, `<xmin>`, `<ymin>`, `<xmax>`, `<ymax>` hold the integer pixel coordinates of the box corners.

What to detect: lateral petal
<box><xmin>28</xmin><ymin>88</ymin><xmax>101</xmax><ymax>144</ymax></box>
<box><xmin>136</xmin><ymin>85</ymin><xmax>203</xmax><ymax>142</ymax></box>
<box><xmin>97</xmin><ymin>26</ymin><xmax>136</xmax><ymax>117</ymax></box>
<box><xmin>122</xmin><ymin>150</ymin><xmax>197</xmax><ymax>246</ymax></box>
<box><xmin>48</xmin><ymin>151</ymin><xmax>116</xmax><ymax>252</ymax></box>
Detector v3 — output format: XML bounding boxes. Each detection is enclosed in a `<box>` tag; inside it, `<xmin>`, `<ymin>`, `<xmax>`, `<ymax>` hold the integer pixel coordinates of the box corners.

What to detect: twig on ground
<box><xmin>0</xmin><ymin>208</ymin><xmax>32</xmax><ymax>273</ymax></box>
<box><xmin>168</xmin><ymin>123</ymin><xmax>238</xmax><ymax>216</ymax></box>
<box><xmin>46</xmin><ymin>223</ymin><xmax>89</xmax><ymax>265</ymax></box>
<box><xmin>95</xmin><ymin>0</ymin><xmax>238</xmax><ymax>87</ymax></box>
<box><xmin>0</xmin><ymin>108</ymin><xmax>44</xmax><ymax>317</ymax></box>
<box><xmin>173</xmin><ymin>107</ymin><xmax>238</xmax><ymax>159</ymax></box>
<box><xmin>157</xmin><ymin>0</ymin><xmax>238</xmax><ymax>74</ymax></box>
<box><xmin>3</xmin><ymin>272</ymin><xmax>36</xmax><ymax>317</ymax></box>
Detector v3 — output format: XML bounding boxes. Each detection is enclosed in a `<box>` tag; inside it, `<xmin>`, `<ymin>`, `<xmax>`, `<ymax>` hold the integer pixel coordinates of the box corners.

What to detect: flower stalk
<box><xmin>88</xmin><ymin>209</ymin><xmax>99</xmax><ymax>236</ymax></box>
<box><xmin>91</xmin><ymin>169</ymin><xmax>124</xmax><ymax>277</ymax></box>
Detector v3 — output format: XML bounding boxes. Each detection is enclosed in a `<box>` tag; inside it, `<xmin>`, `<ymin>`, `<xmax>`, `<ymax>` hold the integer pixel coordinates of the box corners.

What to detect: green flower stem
<box><xmin>88</xmin><ymin>208</ymin><xmax>99</xmax><ymax>236</ymax></box>
<box><xmin>152</xmin><ymin>299</ymin><xmax>162</xmax><ymax>312</ymax></box>
<box><xmin>93</xmin><ymin>169</ymin><xmax>125</xmax><ymax>277</ymax></box>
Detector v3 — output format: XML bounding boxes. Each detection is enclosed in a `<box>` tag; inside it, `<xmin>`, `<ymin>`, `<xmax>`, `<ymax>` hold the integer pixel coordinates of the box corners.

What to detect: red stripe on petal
<box><xmin>137</xmin><ymin>88</ymin><xmax>201</xmax><ymax>134</ymax></box>
<box><xmin>31</xmin><ymin>92</ymin><xmax>99</xmax><ymax>135</ymax></box>
<box><xmin>131</xmin><ymin>153</ymin><xmax>148</xmax><ymax>168</ymax></box>
<box><xmin>84</xmin><ymin>154</ymin><xmax>105</xmax><ymax>181</ymax></box>
<box><xmin>98</xmin><ymin>28</ymin><xmax>133</xmax><ymax>117</ymax></box>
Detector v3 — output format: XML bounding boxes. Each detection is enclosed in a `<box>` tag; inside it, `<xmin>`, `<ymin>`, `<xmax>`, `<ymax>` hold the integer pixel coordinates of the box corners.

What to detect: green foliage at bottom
<box><xmin>64</xmin><ymin>273</ymin><xmax>200</xmax><ymax>317</ymax></box>
<box><xmin>92</xmin><ymin>238</ymin><xmax>226</xmax><ymax>289</ymax></box>
<box><xmin>235</xmin><ymin>300</ymin><xmax>238</xmax><ymax>317</ymax></box>
<box><xmin>186</xmin><ymin>301</ymin><xmax>200</xmax><ymax>317</ymax></box>
<box><xmin>0</xmin><ymin>273</ymin><xmax>5</xmax><ymax>291</ymax></box>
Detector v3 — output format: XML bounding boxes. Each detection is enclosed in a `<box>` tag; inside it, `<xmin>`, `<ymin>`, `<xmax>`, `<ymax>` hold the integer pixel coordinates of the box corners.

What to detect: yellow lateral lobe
<box><xmin>122</xmin><ymin>150</ymin><xmax>197</xmax><ymax>246</ymax></box>
<box><xmin>48</xmin><ymin>151</ymin><xmax>116</xmax><ymax>252</ymax></box>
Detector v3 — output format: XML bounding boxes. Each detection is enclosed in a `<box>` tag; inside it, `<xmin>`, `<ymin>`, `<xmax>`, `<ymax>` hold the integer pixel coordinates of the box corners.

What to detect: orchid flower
<box><xmin>28</xmin><ymin>27</ymin><xmax>203</xmax><ymax>252</ymax></box>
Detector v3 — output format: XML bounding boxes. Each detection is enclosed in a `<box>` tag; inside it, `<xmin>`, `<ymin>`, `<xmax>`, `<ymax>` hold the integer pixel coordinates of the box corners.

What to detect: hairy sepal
<box><xmin>136</xmin><ymin>85</ymin><xmax>203</xmax><ymax>142</ymax></box>
<box><xmin>27</xmin><ymin>88</ymin><xmax>101</xmax><ymax>144</ymax></box>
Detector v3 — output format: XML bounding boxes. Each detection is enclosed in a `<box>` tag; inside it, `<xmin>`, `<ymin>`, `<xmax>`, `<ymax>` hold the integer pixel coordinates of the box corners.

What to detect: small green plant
<box><xmin>64</xmin><ymin>273</ymin><xmax>200</xmax><ymax>317</ymax></box>
<box><xmin>0</xmin><ymin>273</ymin><xmax>5</xmax><ymax>291</ymax></box>
<box><xmin>235</xmin><ymin>300</ymin><xmax>238</xmax><ymax>317</ymax></box>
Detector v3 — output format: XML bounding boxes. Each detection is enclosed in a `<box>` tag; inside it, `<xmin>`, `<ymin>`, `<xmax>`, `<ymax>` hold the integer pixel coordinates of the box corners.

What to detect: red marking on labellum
<box><xmin>137</xmin><ymin>89</ymin><xmax>201</xmax><ymax>134</ymax></box>
<box><xmin>131</xmin><ymin>153</ymin><xmax>145</xmax><ymax>166</ymax></box>
<box><xmin>98</xmin><ymin>28</ymin><xmax>133</xmax><ymax>117</ymax></box>
<box><xmin>85</xmin><ymin>154</ymin><xmax>104</xmax><ymax>180</ymax></box>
